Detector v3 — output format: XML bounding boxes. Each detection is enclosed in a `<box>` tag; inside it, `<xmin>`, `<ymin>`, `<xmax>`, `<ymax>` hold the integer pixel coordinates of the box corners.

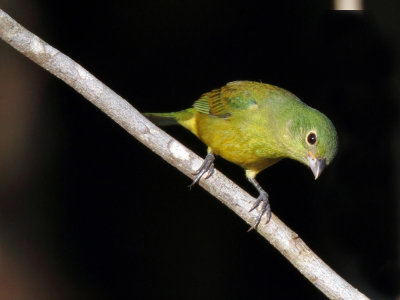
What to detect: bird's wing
<box><xmin>193</xmin><ymin>88</ymin><xmax>231</xmax><ymax>118</ymax></box>
<box><xmin>193</xmin><ymin>82</ymin><xmax>258</xmax><ymax>118</ymax></box>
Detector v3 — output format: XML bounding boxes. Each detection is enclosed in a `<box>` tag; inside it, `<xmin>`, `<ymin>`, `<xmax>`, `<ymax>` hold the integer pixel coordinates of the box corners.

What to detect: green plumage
<box><xmin>145</xmin><ymin>81</ymin><xmax>338</xmax><ymax>228</ymax></box>
<box><xmin>145</xmin><ymin>81</ymin><xmax>337</xmax><ymax>173</ymax></box>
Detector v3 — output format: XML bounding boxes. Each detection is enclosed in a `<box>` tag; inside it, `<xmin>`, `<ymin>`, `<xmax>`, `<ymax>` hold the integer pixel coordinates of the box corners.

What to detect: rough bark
<box><xmin>0</xmin><ymin>9</ymin><xmax>369</xmax><ymax>300</ymax></box>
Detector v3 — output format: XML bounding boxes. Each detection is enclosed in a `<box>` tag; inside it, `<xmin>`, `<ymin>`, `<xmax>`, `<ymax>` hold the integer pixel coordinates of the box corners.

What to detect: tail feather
<box><xmin>144</xmin><ymin>108</ymin><xmax>195</xmax><ymax>127</ymax></box>
<box><xmin>144</xmin><ymin>109</ymin><xmax>197</xmax><ymax>135</ymax></box>
<box><xmin>144</xmin><ymin>112</ymin><xmax>179</xmax><ymax>126</ymax></box>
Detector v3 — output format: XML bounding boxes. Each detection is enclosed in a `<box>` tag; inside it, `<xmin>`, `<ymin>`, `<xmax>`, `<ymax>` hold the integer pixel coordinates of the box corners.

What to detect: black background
<box><xmin>0</xmin><ymin>0</ymin><xmax>399</xmax><ymax>299</ymax></box>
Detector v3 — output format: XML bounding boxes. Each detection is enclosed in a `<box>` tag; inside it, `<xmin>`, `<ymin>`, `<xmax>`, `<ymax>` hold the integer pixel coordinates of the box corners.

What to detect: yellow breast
<box><xmin>193</xmin><ymin>112</ymin><xmax>280</xmax><ymax>173</ymax></box>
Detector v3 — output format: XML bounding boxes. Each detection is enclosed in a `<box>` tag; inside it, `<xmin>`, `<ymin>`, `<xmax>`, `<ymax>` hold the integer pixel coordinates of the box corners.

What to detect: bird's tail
<box><xmin>144</xmin><ymin>112</ymin><xmax>180</xmax><ymax>126</ymax></box>
<box><xmin>144</xmin><ymin>108</ymin><xmax>196</xmax><ymax>130</ymax></box>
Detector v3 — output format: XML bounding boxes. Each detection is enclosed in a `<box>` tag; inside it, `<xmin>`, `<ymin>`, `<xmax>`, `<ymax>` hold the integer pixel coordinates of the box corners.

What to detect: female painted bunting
<box><xmin>145</xmin><ymin>81</ymin><xmax>338</xmax><ymax>230</ymax></box>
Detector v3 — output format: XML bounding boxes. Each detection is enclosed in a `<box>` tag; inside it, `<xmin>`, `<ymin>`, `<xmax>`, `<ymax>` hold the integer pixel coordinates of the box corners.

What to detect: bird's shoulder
<box><xmin>193</xmin><ymin>81</ymin><xmax>268</xmax><ymax>118</ymax></box>
<box><xmin>192</xmin><ymin>80</ymin><xmax>304</xmax><ymax>120</ymax></box>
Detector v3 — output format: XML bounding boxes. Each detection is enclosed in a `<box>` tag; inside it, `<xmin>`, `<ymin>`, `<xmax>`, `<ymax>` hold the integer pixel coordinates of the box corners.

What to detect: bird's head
<box><xmin>284</xmin><ymin>107</ymin><xmax>338</xmax><ymax>179</ymax></box>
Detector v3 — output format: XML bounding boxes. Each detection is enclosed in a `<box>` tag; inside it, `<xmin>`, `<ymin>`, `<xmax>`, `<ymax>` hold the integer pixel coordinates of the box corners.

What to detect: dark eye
<box><xmin>307</xmin><ymin>132</ymin><xmax>317</xmax><ymax>145</ymax></box>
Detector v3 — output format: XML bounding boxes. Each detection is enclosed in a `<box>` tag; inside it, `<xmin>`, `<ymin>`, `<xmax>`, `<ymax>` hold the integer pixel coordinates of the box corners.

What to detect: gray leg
<box><xmin>189</xmin><ymin>152</ymin><xmax>215</xmax><ymax>188</ymax></box>
<box><xmin>247</xmin><ymin>177</ymin><xmax>271</xmax><ymax>231</ymax></box>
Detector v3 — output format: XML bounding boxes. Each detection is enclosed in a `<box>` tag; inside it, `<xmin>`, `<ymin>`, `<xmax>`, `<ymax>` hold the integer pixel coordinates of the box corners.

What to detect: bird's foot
<box><xmin>189</xmin><ymin>152</ymin><xmax>215</xmax><ymax>188</ymax></box>
<box><xmin>247</xmin><ymin>191</ymin><xmax>271</xmax><ymax>232</ymax></box>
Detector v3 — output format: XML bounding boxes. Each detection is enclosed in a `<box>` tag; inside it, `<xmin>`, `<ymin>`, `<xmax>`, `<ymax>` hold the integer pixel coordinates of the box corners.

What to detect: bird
<box><xmin>145</xmin><ymin>81</ymin><xmax>338</xmax><ymax>230</ymax></box>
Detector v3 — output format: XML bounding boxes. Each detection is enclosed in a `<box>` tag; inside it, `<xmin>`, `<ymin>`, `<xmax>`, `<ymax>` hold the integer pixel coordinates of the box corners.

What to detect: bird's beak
<box><xmin>307</xmin><ymin>152</ymin><xmax>326</xmax><ymax>180</ymax></box>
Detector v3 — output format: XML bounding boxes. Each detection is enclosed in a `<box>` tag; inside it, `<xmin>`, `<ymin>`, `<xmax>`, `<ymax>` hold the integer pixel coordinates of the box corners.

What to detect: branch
<box><xmin>0</xmin><ymin>9</ymin><xmax>369</xmax><ymax>300</ymax></box>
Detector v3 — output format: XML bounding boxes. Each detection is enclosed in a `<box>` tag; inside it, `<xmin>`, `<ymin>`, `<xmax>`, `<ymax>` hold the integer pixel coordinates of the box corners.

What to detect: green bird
<box><xmin>145</xmin><ymin>81</ymin><xmax>338</xmax><ymax>230</ymax></box>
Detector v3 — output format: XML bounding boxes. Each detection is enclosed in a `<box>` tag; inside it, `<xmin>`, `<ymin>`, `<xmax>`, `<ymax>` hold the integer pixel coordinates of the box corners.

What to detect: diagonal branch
<box><xmin>0</xmin><ymin>9</ymin><xmax>369</xmax><ymax>300</ymax></box>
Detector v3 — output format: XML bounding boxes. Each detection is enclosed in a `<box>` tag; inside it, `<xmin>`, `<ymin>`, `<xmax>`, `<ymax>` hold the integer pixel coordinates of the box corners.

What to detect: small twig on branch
<box><xmin>0</xmin><ymin>9</ymin><xmax>369</xmax><ymax>300</ymax></box>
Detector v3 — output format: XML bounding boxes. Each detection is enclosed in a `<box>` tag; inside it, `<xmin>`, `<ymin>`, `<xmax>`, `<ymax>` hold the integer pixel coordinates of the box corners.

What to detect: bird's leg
<box><xmin>189</xmin><ymin>152</ymin><xmax>215</xmax><ymax>188</ymax></box>
<box><xmin>247</xmin><ymin>176</ymin><xmax>271</xmax><ymax>231</ymax></box>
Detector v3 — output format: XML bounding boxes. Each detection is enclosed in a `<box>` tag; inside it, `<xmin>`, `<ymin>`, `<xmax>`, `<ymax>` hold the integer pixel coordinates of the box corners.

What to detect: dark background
<box><xmin>0</xmin><ymin>0</ymin><xmax>399</xmax><ymax>299</ymax></box>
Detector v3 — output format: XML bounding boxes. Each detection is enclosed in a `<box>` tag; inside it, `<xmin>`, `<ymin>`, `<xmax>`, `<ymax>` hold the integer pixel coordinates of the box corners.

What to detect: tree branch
<box><xmin>0</xmin><ymin>9</ymin><xmax>369</xmax><ymax>300</ymax></box>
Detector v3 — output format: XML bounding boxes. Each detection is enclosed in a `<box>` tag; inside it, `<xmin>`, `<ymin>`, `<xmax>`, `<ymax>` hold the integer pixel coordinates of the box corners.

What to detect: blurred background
<box><xmin>0</xmin><ymin>0</ymin><xmax>399</xmax><ymax>299</ymax></box>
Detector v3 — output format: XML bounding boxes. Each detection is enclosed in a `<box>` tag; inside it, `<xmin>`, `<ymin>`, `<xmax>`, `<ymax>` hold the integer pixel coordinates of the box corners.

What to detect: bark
<box><xmin>0</xmin><ymin>9</ymin><xmax>369</xmax><ymax>300</ymax></box>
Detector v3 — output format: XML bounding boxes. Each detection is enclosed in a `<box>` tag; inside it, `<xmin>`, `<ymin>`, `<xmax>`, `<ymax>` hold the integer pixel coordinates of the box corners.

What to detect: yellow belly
<box><xmin>193</xmin><ymin>112</ymin><xmax>281</xmax><ymax>173</ymax></box>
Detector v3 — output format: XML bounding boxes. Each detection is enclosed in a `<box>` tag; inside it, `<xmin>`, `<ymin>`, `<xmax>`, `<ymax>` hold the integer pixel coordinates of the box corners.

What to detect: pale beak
<box><xmin>307</xmin><ymin>154</ymin><xmax>326</xmax><ymax>180</ymax></box>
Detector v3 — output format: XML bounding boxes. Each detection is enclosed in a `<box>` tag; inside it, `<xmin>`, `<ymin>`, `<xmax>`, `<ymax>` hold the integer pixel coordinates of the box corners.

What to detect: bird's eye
<box><xmin>307</xmin><ymin>132</ymin><xmax>317</xmax><ymax>145</ymax></box>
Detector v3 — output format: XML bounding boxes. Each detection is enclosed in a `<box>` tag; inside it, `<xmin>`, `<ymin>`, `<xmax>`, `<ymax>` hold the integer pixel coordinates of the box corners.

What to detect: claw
<box><xmin>203</xmin><ymin>163</ymin><xmax>215</xmax><ymax>179</ymax></box>
<box><xmin>247</xmin><ymin>177</ymin><xmax>271</xmax><ymax>231</ymax></box>
<box><xmin>189</xmin><ymin>152</ymin><xmax>215</xmax><ymax>188</ymax></box>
